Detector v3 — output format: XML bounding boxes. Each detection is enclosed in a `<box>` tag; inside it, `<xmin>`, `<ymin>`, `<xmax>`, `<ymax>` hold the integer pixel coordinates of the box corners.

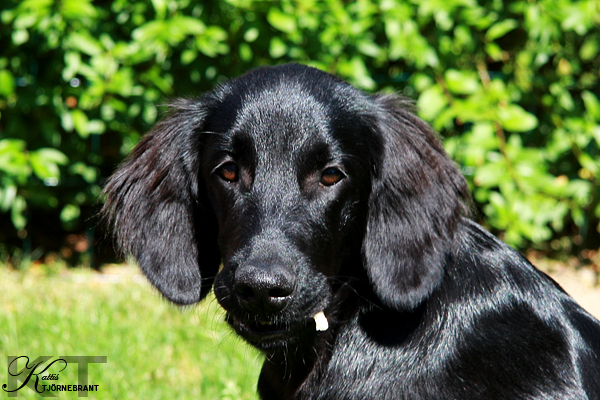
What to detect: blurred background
<box><xmin>0</xmin><ymin>0</ymin><xmax>599</xmax><ymax>398</ymax></box>
<box><xmin>1</xmin><ymin>0</ymin><xmax>599</xmax><ymax>267</ymax></box>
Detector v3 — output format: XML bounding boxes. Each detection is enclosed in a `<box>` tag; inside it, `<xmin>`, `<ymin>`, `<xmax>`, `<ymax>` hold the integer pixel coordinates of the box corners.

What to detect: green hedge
<box><xmin>0</xmin><ymin>0</ymin><xmax>598</xmax><ymax>259</ymax></box>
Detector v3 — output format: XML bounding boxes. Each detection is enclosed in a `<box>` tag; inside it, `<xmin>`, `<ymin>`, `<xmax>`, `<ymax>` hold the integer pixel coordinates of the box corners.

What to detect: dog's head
<box><xmin>103</xmin><ymin>64</ymin><xmax>468</xmax><ymax>350</ymax></box>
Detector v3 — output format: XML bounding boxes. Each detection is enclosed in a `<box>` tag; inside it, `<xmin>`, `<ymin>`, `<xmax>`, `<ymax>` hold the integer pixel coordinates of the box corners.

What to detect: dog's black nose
<box><xmin>234</xmin><ymin>264</ymin><xmax>295</xmax><ymax>315</ymax></box>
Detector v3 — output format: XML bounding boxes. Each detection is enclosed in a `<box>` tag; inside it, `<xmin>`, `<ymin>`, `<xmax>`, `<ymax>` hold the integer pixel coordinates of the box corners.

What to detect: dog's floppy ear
<box><xmin>102</xmin><ymin>99</ymin><xmax>220</xmax><ymax>305</ymax></box>
<box><xmin>362</xmin><ymin>94</ymin><xmax>469</xmax><ymax>311</ymax></box>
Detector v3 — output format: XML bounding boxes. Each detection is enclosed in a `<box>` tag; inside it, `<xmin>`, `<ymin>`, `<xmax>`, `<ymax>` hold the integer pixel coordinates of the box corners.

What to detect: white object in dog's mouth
<box><xmin>313</xmin><ymin>311</ymin><xmax>329</xmax><ymax>332</ymax></box>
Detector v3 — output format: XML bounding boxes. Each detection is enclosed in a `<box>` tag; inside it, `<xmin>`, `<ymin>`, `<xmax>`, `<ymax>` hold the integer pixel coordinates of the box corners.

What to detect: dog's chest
<box><xmin>290</xmin><ymin>323</ymin><xmax>438</xmax><ymax>400</ymax></box>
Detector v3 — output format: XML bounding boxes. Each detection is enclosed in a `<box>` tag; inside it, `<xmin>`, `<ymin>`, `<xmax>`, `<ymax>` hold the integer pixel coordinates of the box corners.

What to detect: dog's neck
<box><xmin>256</xmin><ymin>276</ymin><xmax>362</xmax><ymax>399</ymax></box>
<box><xmin>257</xmin><ymin>275</ymin><xmax>428</xmax><ymax>399</ymax></box>
<box><xmin>258</xmin><ymin>299</ymin><xmax>430</xmax><ymax>400</ymax></box>
<box><xmin>258</xmin><ymin>328</ymin><xmax>335</xmax><ymax>400</ymax></box>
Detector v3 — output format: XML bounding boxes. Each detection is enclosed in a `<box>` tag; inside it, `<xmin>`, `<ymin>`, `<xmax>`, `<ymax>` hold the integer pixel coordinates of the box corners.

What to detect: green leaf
<box><xmin>33</xmin><ymin>148</ymin><xmax>68</xmax><ymax>165</ymax></box>
<box><xmin>13</xmin><ymin>12</ymin><xmax>37</xmax><ymax>30</ymax></box>
<box><xmin>0</xmin><ymin>184</ymin><xmax>17</xmax><ymax>212</ymax></box>
<box><xmin>592</xmin><ymin>127</ymin><xmax>600</xmax><ymax>148</ymax></box>
<box><xmin>357</xmin><ymin>40</ymin><xmax>382</xmax><ymax>58</ymax></box>
<box><xmin>60</xmin><ymin>204</ymin><xmax>81</xmax><ymax>229</ymax></box>
<box><xmin>267</xmin><ymin>8</ymin><xmax>297</xmax><ymax>34</ymax></box>
<box><xmin>172</xmin><ymin>16</ymin><xmax>206</xmax><ymax>36</ymax></box>
<box><xmin>338</xmin><ymin>57</ymin><xmax>376</xmax><ymax>90</ymax></box>
<box><xmin>0</xmin><ymin>139</ymin><xmax>30</xmax><ymax>180</ymax></box>
<box><xmin>107</xmin><ymin>68</ymin><xmax>134</xmax><ymax>97</ymax></box>
<box><xmin>417</xmin><ymin>85</ymin><xmax>448</xmax><ymax>121</ymax></box>
<box><xmin>61</xmin><ymin>0</ymin><xmax>97</xmax><ymax>20</ymax></box>
<box><xmin>142</xmin><ymin>67</ymin><xmax>173</xmax><ymax>95</ymax></box>
<box><xmin>244</xmin><ymin>27</ymin><xmax>259</xmax><ymax>43</ymax></box>
<box><xmin>474</xmin><ymin>160</ymin><xmax>506</xmax><ymax>188</ymax></box>
<box><xmin>0</xmin><ymin>70</ymin><xmax>15</xmax><ymax>97</ymax></box>
<box><xmin>68</xmin><ymin>32</ymin><xmax>103</xmax><ymax>56</ymax></box>
<box><xmin>578</xmin><ymin>153</ymin><xmax>599</xmax><ymax>175</ymax></box>
<box><xmin>63</xmin><ymin>52</ymin><xmax>81</xmax><ymax>81</ymax></box>
<box><xmin>582</xmin><ymin>91</ymin><xmax>600</xmax><ymax>122</ymax></box>
<box><xmin>71</xmin><ymin>109</ymin><xmax>90</xmax><ymax>138</ymax></box>
<box><xmin>11</xmin><ymin>195</ymin><xmax>27</xmax><ymax>230</ymax></box>
<box><xmin>580</xmin><ymin>38</ymin><xmax>599</xmax><ymax>61</ymax></box>
<box><xmin>181</xmin><ymin>49</ymin><xmax>197</xmax><ymax>65</ymax></box>
<box><xmin>561</xmin><ymin>5</ymin><xmax>590</xmax><ymax>35</ymax></box>
<box><xmin>196</xmin><ymin>26</ymin><xmax>228</xmax><ymax>57</ymax></box>
<box><xmin>485</xmin><ymin>19</ymin><xmax>518</xmax><ymax>41</ymax></box>
<box><xmin>132</xmin><ymin>20</ymin><xmax>168</xmax><ymax>42</ymax></box>
<box><xmin>444</xmin><ymin>69</ymin><xmax>480</xmax><ymax>94</ymax></box>
<box><xmin>30</xmin><ymin>148</ymin><xmax>68</xmax><ymax>180</ymax></box>
<box><xmin>485</xmin><ymin>42</ymin><xmax>503</xmax><ymax>61</ymax></box>
<box><xmin>87</xmin><ymin>120</ymin><xmax>106</xmax><ymax>135</ymax></box>
<box><xmin>239</xmin><ymin>43</ymin><xmax>253</xmax><ymax>62</ymax></box>
<box><xmin>151</xmin><ymin>0</ymin><xmax>168</xmax><ymax>19</ymax></box>
<box><xmin>269</xmin><ymin>37</ymin><xmax>287</xmax><ymax>58</ymax></box>
<box><xmin>12</xmin><ymin>30</ymin><xmax>29</xmax><ymax>46</ymax></box>
<box><xmin>498</xmin><ymin>104</ymin><xmax>538</xmax><ymax>132</ymax></box>
<box><xmin>142</xmin><ymin>103</ymin><xmax>157</xmax><ymax>125</ymax></box>
<box><xmin>69</xmin><ymin>162</ymin><xmax>97</xmax><ymax>183</ymax></box>
<box><xmin>133</xmin><ymin>17</ymin><xmax>205</xmax><ymax>45</ymax></box>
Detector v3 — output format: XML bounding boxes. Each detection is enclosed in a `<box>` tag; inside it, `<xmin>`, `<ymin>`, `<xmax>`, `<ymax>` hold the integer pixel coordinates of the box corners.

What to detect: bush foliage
<box><xmin>0</xmin><ymin>0</ymin><xmax>599</xmax><ymax>259</ymax></box>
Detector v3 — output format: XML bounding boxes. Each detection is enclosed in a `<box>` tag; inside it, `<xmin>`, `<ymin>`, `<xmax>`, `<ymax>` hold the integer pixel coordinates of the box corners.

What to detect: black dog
<box><xmin>103</xmin><ymin>64</ymin><xmax>600</xmax><ymax>399</ymax></box>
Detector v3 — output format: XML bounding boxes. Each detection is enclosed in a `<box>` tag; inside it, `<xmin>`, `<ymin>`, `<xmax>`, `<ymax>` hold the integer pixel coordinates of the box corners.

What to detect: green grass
<box><xmin>0</xmin><ymin>266</ymin><xmax>262</xmax><ymax>399</ymax></box>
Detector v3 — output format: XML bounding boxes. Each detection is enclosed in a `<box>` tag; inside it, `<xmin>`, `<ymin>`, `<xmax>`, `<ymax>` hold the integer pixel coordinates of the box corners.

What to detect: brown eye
<box><xmin>218</xmin><ymin>162</ymin><xmax>238</xmax><ymax>182</ymax></box>
<box><xmin>320</xmin><ymin>167</ymin><xmax>344</xmax><ymax>186</ymax></box>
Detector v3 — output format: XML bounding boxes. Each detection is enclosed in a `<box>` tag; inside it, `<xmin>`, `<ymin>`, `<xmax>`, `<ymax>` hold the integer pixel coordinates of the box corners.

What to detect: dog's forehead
<box><xmin>206</xmin><ymin>69</ymin><xmax>374</xmax><ymax>171</ymax></box>
<box><xmin>231</xmin><ymin>83</ymin><xmax>334</xmax><ymax>154</ymax></box>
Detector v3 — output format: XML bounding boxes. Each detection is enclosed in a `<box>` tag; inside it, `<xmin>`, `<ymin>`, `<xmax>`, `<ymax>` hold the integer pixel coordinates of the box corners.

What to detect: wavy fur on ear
<box><xmin>101</xmin><ymin>99</ymin><xmax>220</xmax><ymax>305</ymax></box>
<box><xmin>363</xmin><ymin>94</ymin><xmax>470</xmax><ymax>311</ymax></box>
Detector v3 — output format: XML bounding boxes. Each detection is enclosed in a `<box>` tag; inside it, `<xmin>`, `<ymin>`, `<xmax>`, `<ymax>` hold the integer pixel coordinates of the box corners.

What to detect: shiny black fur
<box><xmin>103</xmin><ymin>64</ymin><xmax>600</xmax><ymax>399</ymax></box>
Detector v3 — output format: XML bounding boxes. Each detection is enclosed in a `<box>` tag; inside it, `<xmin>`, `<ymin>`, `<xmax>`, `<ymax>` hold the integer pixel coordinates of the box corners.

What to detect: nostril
<box><xmin>233</xmin><ymin>264</ymin><xmax>296</xmax><ymax>315</ymax></box>
<box><xmin>235</xmin><ymin>281</ymin><xmax>254</xmax><ymax>298</ymax></box>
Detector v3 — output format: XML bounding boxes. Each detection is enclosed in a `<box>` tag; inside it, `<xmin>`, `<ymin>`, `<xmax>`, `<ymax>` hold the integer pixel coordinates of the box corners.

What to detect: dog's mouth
<box><xmin>226</xmin><ymin>315</ymin><xmax>297</xmax><ymax>346</ymax></box>
<box><xmin>226</xmin><ymin>311</ymin><xmax>329</xmax><ymax>348</ymax></box>
<box><xmin>234</xmin><ymin>317</ymin><xmax>289</xmax><ymax>338</ymax></box>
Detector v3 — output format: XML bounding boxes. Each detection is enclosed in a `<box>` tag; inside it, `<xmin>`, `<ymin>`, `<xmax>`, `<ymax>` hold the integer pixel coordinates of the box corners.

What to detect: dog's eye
<box><xmin>320</xmin><ymin>167</ymin><xmax>344</xmax><ymax>186</ymax></box>
<box><xmin>217</xmin><ymin>162</ymin><xmax>238</xmax><ymax>182</ymax></box>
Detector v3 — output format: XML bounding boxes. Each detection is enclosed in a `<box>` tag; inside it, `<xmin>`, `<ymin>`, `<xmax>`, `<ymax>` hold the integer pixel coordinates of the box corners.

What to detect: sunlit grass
<box><xmin>0</xmin><ymin>265</ymin><xmax>262</xmax><ymax>399</ymax></box>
